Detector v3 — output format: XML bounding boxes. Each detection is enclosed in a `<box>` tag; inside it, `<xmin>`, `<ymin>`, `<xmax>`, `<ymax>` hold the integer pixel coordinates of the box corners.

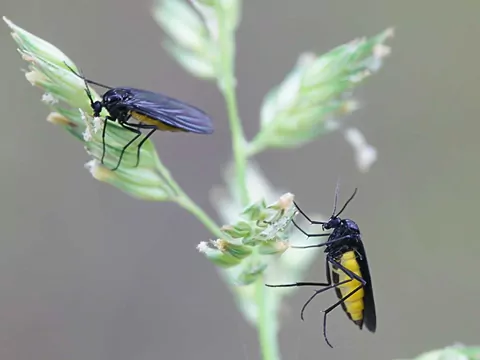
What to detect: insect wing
<box><xmin>123</xmin><ymin>88</ymin><xmax>214</xmax><ymax>134</ymax></box>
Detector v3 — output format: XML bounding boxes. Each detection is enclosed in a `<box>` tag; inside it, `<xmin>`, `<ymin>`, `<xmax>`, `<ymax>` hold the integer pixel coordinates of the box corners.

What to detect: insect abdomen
<box><xmin>332</xmin><ymin>251</ymin><xmax>365</xmax><ymax>328</ymax></box>
<box><xmin>131</xmin><ymin>111</ymin><xmax>187</xmax><ymax>132</ymax></box>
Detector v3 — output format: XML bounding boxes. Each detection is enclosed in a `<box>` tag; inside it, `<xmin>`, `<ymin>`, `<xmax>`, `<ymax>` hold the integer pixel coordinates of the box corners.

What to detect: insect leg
<box><xmin>266</xmin><ymin>261</ymin><xmax>349</xmax><ymax>321</ymax></box>
<box><xmin>322</xmin><ymin>284</ymin><xmax>364</xmax><ymax>348</ymax></box>
<box><xmin>298</xmin><ymin>261</ymin><xmax>353</xmax><ymax>321</ymax></box>
<box><xmin>111</xmin><ymin>123</ymin><xmax>143</xmax><ymax>171</ymax></box>
<box><xmin>265</xmin><ymin>263</ymin><xmax>332</xmax><ymax>287</ymax></box>
<box><xmin>121</xmin><ymin>122</ymin><xmax>159</xmax><ymax>167</ymax></box>
<box><xmin>321</xmin><ymin>257</ymin><xmax>367</xmax><ymax>348</ymax></box>
<box><xmin>292</xmin><ymin>220</ymin><xmax>330</xmax><ymax>238</ymax></box>
<box><xmin>291</xmin><ymin>235</ymin><xmax>353</xmax><ymax>250</ymax></box>
<box><xmin>326</xmin><ymin>257</ymin><xmax>367</xmax><ymax>290</ymax></box>
<box><xmin>265</xmin><ymin>260</ymin><xmax>330</xmax><ymax>288</ymax></box>
<box><xmin>293</xmin><ymin>201</ymin><xmax>326</xmax><ymax>225</ymax></box>
<box><xmin>101</xmin><ymin>116</ymin><xmax>116</xmax><ymax>165</ymax></box>
<box><xmin>353</xmin><ymin>248</ymin><xmax>363</xmax><ymax>260</ymax></box>
<box><xmin>133</xmin><ymin>125</ymin><xmax>157</xmax><ymax>167</ymax></box>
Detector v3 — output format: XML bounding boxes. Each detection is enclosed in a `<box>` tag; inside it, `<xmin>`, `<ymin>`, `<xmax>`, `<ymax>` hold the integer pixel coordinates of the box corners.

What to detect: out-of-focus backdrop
<box><xmin>1</xmin><ymin>1</ymin><xmax>478</xmax><ymax>359</ymax></box>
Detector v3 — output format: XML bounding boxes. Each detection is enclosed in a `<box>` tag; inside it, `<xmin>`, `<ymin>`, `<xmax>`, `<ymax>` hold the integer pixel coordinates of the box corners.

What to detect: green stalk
<box><xmin>214</xmin><ymin>4</ymin><xmax>280</xmax><ymax>360</ymax></box>
<box><xmin>177</xmin><ymin>195</ymin><xmax>225</xmax><ymax>239</ymax></box>
<box><xmin>256</xmin><ymin>275</ymin><xmax>281</xmax><ymax>360</ymax></box>
<box><xmin>153</xmin><ymin>157</ymin><xmax>281</xmax><ymax>360</ymax></box>
<box><xmin>224</xmin><ymin>77</ymin><xmax>249</xmax><ymax>206</ymax></box>
<box><xmin>246</xmin><ymin>139</ymin><xmax>267</xmax><ymax>158</ymax></box>
<box><xmin>215</xmin><ymin>3</ymin><xmax>249</xmax><ymax>207</ymax></box>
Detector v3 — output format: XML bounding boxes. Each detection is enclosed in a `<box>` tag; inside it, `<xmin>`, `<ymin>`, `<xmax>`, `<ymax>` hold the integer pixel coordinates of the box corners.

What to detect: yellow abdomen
<box><xmin>131</xmin><ymin>111</ymin><xmax>186</xmax><ymax>132</ymax></box>
<box><xmin>333</xmin><ymin>251</ymin><xmax>365</xmax><ymax>323</ymax></box>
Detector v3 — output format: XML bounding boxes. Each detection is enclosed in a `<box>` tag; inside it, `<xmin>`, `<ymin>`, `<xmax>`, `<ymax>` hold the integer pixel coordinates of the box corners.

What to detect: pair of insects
<box><xmin>65</xmin><ymin>63</ymin><xmax>214</xmax><ymax>171</ymax></box>
<box><xmin>66</xmin><ymin>64</ymin><xmax>376</xmax><ymax>348</ymax></box>
<box><xmin>266</xmin><ymin>186</ymin><xmax>376</xmax><ymax>348</ymax></box>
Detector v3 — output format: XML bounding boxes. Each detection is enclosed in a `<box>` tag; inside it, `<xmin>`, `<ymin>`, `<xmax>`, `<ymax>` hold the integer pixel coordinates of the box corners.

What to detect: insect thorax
<box><xmin>325</xmin><ymin>219</ymin><xmax>361</xmax><ymax>255</ymax></box>
<box><xmin>343</xmin><ymin>218</ymin><xmax>360</xmax><ymax>233</ymax></box>
<box><xmin>331</xmin><ymin>219</ymin><xmax>360</xmax><ymax>238</ymax></box>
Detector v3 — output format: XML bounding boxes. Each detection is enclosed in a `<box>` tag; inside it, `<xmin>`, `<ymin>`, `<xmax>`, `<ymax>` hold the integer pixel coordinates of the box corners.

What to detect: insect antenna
<box><xmin>64</xmin><ymin>62</ymin><xmax>99</xmax><ymax>108</ymax></box>
<box><xmin>335</xmin><ymin>187</ymin><xmax>358</xmax><ymax>218</ymax></box>
<box><xmin>64</xmin><ymin>62</ymin><xmax>113</xmax><ymax>93</ymax></box>
<box><xmin>331</xmin><ymin>180</ymin><xmax>341</xmax><ymax>216</ymax></box>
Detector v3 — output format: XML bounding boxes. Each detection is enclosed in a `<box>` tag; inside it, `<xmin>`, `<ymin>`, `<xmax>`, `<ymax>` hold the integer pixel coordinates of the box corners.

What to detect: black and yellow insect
<box><xmin>266</xmin><ymin>186</ymin><xmax>376</xmax><ymax>348</ymax></box>
<box><xmin>65</xmin><ymin>63</ymin><xmax>214</xmax><ymax>171</ymax></box>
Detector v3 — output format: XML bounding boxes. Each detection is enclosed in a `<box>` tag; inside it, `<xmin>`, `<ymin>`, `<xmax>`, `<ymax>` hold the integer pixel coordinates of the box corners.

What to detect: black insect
<box><xmin>65</xmin><ymin>63</ymin><xmax>214</xmax><ymax>171</ymax></box>
<box><xmin>265</xmin><ymin>186</ymin><xmax>376</xmax><ymax>348</ymax></box>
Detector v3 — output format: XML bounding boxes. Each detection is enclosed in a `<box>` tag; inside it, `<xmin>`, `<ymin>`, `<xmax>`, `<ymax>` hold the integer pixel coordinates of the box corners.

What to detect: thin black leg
<box><xmin>265</xmin><ymin>261</ymin><xmax>342</xmax><ymax>322</ymax></box>
<box><xmin>101</xmin><ymin>116</ymin><xmax>115</xmax><ymax>165</ymax></box>
<box><xmin>321</xmin><ymin>257</ymin><xmax>367</xmax><ymax>348</ymax></box>
<box><xmin>353</xmin><ymin>248</ymin><xmax>363</xmax><ymax>260</ymax></box>
<box><xmin>134</xmin><ymin>127</ymin><xmax>157</xmax><ymax>167</ymax></box>
<box><xmin>265</xmin><ymin>258</ymin><xmax>331</xmax><ymax>289</ymax></box>
<box><xmin>326</xmin><ymin>257</ymin><xmax>366</xmax><ymax>287</ymax></box>
<box><xmin>112</xmin><ymin>123</ymin><xmax>142</xmax><ymax>171</ymax></box>
<box><xmin>291</xmin><ymin>235</ymin><xmax>353</xmax><ymax>250</ymax></box>
<box><xmin>121</xmin><ymin>121</ymin><xmax>160</xmax><ymax>168</ymax></box>
<box><xmin>265</xmin><ymin>281</ymin><xmax>330</xmax><ymax>288</ymax></box>
<box><xmin>100</xmin><ymin>116</ymin><xmax>141</xmax><ymax>169</ymax></box>
<box><xmin>322</xmin><ymin>285</ymin><xmax>364</xmax><ymax>348</ymax></box>
<box><xmin>292</xmin><ymin>220</ymin><xmax>330</xmax><ymax>238</ymax></box>
<box><xmin>298</xmin><ymin>260</ymin><xmax>331</xmax><ymax>321</ymax></box>
<box><xmin>294</xmin><ymin>201</ymin><xmax>326</xmax><ymax>225</ymax></box>
<box><xmin>300</xmin><ymin>278</ymin><xmax>353</xmax><ymax>322</ymax></box>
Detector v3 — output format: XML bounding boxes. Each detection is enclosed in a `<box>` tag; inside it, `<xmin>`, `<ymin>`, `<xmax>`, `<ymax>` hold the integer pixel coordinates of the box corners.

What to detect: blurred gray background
<box><xmin>1</xmin><ymin>1</ymin><xmax>479</xmax><ymax>359</ymax></box>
